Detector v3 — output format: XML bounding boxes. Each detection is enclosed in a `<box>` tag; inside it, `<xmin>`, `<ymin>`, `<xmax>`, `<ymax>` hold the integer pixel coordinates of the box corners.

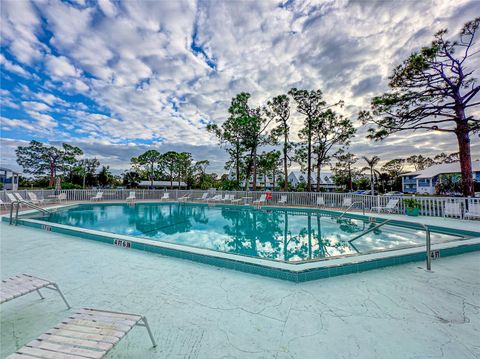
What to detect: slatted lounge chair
<box><xmin>444</xmin><ymin>202</ymin><xmax>462</xmax><ymax>218</ymax></box>
<box><xmin>372</xmin><ymin>198</ymin><xmax>399</xmax><ymax>213</ymax></box>
<box><xmin>0</xmin><ymin>199</ymin><xmax>7</xmax><ymax>209</ymax></box>
<box><xmin>178</xmin><ymin>194</ymin><xmax>190</xmax><ymax>202</ymax></box>
<box><xmin>5</xmin><ymin>308</ymin><xmax>157</xmax><ymax>359</ymax></box>
<box><xmin>207</xmin><ymin>195</ymin><xmax>222</xmax><ymax>203</ymax></box>
<box><xmin>90</xmin><ymin>192</ymin><xmax>103</xmax><ymax>201</ymax></box>
<box><xmin>278</xmin><ymin>195</ymin><xmax>287</xmax><ymax>205</ymax></box>
<box><xmin>342</xmin><ymin>197</ymin><xmax>352</xmax><ymax>207</ymax></box>
<box><xmin>14</xmin><ymin>193</ymin><xmax>30</xmax><ymax>202</ymax></box>
<box><xmin>58</xmin><ymin>193</ymin><xmax>67</xmax><ymax>202</ymax></box>
<box><xmin>7</xmin><ymin>193</ymin><xmax>19</xmax><ymax>203</ymax></box>
<box><xmin>160</xmin><ymin>193</ymin><xmax>170</xmax><ymax>201</ymax></box>
<box><xmin>253</xmin><ymin>194</ymin><xmax>267</xmax><ymax>205</ymax></box>
<box><xmin>464</xmin><ymin>203</ymin><xmax>480</xmax><ymax>219</ymax></box>
<box><xmin>316</xmin><ymin>196</ymin><xmax>325</xmax><ymax>206</ymax></box>
<box><xmin>27</xmin><ymin>192</ymin><xmax>45</xmax><ymax>204</ymax></box>
<box><xmin>1</xmin><ymin>274</ymin><xmax>70</xmax><ymax>309</ymax></box>
<box><xmin>198</xmin><ymin>192</ymin><xmax>209</xmax><ymax>201</ymax></box>
<box><xmin>231</xmin><ymin>196</ymin><xmax>243</xmax><ymax>204</ymax></box>
<box><xmin>126</xmin><ymin>192</ymin><xmax>136</xmax><ymax>202</ymax></box>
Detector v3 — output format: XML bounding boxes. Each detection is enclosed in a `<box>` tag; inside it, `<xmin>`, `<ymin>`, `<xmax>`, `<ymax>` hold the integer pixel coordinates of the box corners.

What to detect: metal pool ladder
<box><xmin>338</xmin><ymin>201</ymin><xmax>365</xmax><ymax>219</ymax></box>
<box><xmin>9</xmin><ymin>200</ymin><xmax>52</xmax><ymax>226</ymax></box>
<box><xmin>348</xmin><ymin>219</ymin><xmax>433</xmax><ymax>271</ymax></box>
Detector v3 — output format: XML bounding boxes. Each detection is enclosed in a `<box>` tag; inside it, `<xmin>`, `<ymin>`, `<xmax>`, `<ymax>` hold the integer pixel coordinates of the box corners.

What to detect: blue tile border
<box><xmin>4</xmin><ymin>215</ymin><xmax>480</xmax><ymax>283</ymax></box>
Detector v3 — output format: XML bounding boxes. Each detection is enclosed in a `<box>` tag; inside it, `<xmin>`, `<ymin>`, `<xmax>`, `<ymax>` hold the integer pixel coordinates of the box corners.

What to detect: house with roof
<box><xmin>287</xmin><ymin>171</ymin><xmax>337</xmax><ymax>192</ymax></box>
<box><xmin>138</xmin><ymin>180</ymin><xmax>187</xmax><ymax>189</ymax></box>
<box><xmin>400</xmin><ymin>161</ymin><xmax>480</xmax><ymax>194</ymax></box>
<box><xmin>0</xmin><ymin>167</ymin><xmax>20</xmax><ymax>190</ymax></box>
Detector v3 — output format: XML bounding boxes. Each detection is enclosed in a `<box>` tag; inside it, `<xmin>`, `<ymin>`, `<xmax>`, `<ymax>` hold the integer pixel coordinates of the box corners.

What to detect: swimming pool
<box><xmin>10</xmin><ymin>202</ymin><xmax>480</xmax><ymax>281</ymax></box>
<box><xmin>27</xmin><ymin>202</ymin><xmax>473</xmax><ymax>262</ymax></box>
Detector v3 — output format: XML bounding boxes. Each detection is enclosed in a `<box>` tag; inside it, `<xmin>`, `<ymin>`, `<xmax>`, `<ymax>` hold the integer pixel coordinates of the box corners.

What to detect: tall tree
<box><xmin>381</xmin><ymin>158</ymin><xmax>406</xmax><ymax>191</ymax></box>
<box><xmin>97</xmin><ymin>166</ymin><xmax>114</xmax><ymax>187</ymax></box>
<box><xmin>433</xmin><ymin>152</ymin><xmax>460</xmax><ymax>164</ymax></box>
<box><xmin>266</xmin><ymin>94</ymin><xmax>291</xmax><ymax>191</ymax></box>
<box><xmin>16</xmin><ymin>140</ymin><xmax>83</xmax><ymax>187</ymax></box>
<box><xmin>289</xmin><ymin>88</ymin><xmax>342</xmax><ymax>191</ymax></box>
<box><xmin>162</xmin><ymin>151</ymin><xmax>179</xmax><ymax>189</ymax></box>
<box><xmin>311</xmin><ymin>109</ymin><xmax>355</xmax><ymax>191</ymax></box>
<box><xmin>77</xmin><ymin>158</ymin><xmax>100</xmax><ymax>188</ymax></box>
<box><xmin>406</xmin><ymin>155</ymin><xmax>434</xmax><ymax>171</ymax></box>
<box><xmin>332</xmin><ymin>150</ymin><xmax>359</xmax><ymax>191</ymax></box>
<box><xmin>258</xmin><ymin>151</ymin><xmax>281</xmax><ymax>190</ymax></box>
<box><xmin>176</xmin><ymin>152</ymin><xmax>193</xmax><ymax>188</ymax></box>
<box><xmin>361</xmin><ymin>18</ymin><xmax>480</xmax><ymax>196</ymax></box>
<box><xmin>131</xmin><ymin>150</ymin><xmax>162</xmax><ymax>188</ymax></box>
<box><xmin>362</xmin><ymin>156</ymin><xmax>381</xmax><ymax>193</ymax></box>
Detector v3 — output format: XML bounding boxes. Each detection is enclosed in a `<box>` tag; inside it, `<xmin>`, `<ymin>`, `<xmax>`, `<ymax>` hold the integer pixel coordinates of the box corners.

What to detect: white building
<box><xmin>287</xmin><ymin>171</ymin><xmax>337</xmax><ymax>192</ymax></box>
<box><xmin>138</xmin><ymin>180</ymin><xmax>187</xmax><ymax>188</ymax></box>
<box><xmin>401</xmin><ymin>161</ymin><xmax>480</xmax><ymax>195</ymax></box>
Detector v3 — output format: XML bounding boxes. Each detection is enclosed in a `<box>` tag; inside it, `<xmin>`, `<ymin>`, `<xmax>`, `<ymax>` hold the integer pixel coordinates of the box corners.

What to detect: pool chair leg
<box><xmin>36</xmin><ymin>289</ymin><xmax>45</xmax><ymax>299</ymax></box>
<box><xmin>48</xmin><ymin>283</ymin><xmax>71</xmax><ymax>309</ymax></box>
<box><xmin>138</xmin><ymin>316</ymin><xmax>157</xmax><ymax>347</ymax></box>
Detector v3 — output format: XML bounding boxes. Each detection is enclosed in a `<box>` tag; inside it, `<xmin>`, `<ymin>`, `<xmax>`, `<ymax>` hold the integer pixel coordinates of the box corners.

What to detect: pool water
<box><xmin>37</xmin><ymin>203</ymin><xmax>463</xmax><ymax>263</ymax></box>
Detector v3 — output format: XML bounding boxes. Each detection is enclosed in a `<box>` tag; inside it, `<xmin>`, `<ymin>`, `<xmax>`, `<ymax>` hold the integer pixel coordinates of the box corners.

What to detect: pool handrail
<box><xmin>9</xmin><ymin>200</ymin><xmax>51</xmax><ymax>225</ymax></box>
<box><xmin>338</xmin><ymin>201</ymin><xmax>365</xmax><ymax>219</ymax></box>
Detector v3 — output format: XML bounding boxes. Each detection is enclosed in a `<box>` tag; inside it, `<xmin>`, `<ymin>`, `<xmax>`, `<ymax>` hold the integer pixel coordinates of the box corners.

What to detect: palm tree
<box><xmin>362</xmin><ymin>156</ymin><xmax>380</xmax><ymax>194</ymax></box>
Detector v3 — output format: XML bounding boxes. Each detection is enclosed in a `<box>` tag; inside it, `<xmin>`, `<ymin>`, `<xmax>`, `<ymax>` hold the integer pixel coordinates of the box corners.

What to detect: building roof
<box><xmin>401</xmin><ymin>161</ymin><xmax>480</xmax><ymax>179</ymax></box>
<box><xmin>0</xmin><ymin>167</ymin><xmax>20</xmax><ymax>175</ymax></box>
<box><xmin>138</xmin><ymin>180</ymin><xmax>187</xmax><ymax>187</ymax></box>
<box><xmin>288</xmin><ymin>171</ymin><xmax>334</xmax><ymax>185</ymax></box>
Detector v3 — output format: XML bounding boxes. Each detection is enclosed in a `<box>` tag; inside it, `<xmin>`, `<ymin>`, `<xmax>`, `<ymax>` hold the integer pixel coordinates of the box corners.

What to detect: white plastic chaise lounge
<box><xmin>316</xmin><ymin>196</ymin><xmax>325</xmax><ymax>207</ymax></box>
<box><xmin>207</xmin><ymin>194</ymin><xmax>222</xmax><ymax>203</ymax></box>
<box><xmin>126</xmin><ymin>191</ymin><xmax>136</xmax><ymax>203</ymax></box>
<box><xmin>160</xmin><ymin>193</ymin><xmax>170</xmax><ymax>201</ymax></box>
<box><xmin>6</xmin><ymin>308</ymin><xmax>157</xmax><ymax>359</ymax></box>
<box><xmin>90</xmin><ymin>192</ymin><xmax>104</xmax><ymax>201</ymax></box>
<box><xmin>278</xmin><ymin>195</ymin><xmax>287</xmax><ymax>205</ymax></box>
<box><xmin>253</xmin><ymin>194</ymin><xmax>267</xmax><ymax>205</ymax></box>
<box><xmin>0</xmin><ymin>199</ymin><xmax>7</xmax><ymax>209</ymax></box>
<box><xmin>14</xmin><ymin>193</ymin><xmax>31</xmax><ymax>202</ymax></box>
<box><xmin>342</xmin><ymin>197</ymin><xmax>352</xmax><ymax>207</ymax></box>
<box><xmin>372</xmin><ymin>198</ymin><xmax>399</xmax><ymax>213</ymax></box>
<box><xmin>27</xmin><ymin>192</ymin><xmax>45</xmax><ymax>204</ymax></box>
<box><xmin>464</xmin><ymin>203</ymin><xmax>480</xmax><ymax>219</ymax></box>
<box><xmin>444</xmin><ymin>202</ymin><xmax>462</xmax><ymax>218</ymax></box>
<box><xmin>1</xmin><ymin>274</ymin><xmax>70</xmax><ymax>309</ymax></box>
<box><xmin>6</xmin><ymin>193</ymin><xmax>18</xmax><ymax>203</ymax></box>
<box><xmin>178</xmin><ymin>194</ymin><xmax>190</xmax><ymax>202</ymax></box>
<box><xmin>198</xmin><ymin>192</ymin><xmax>209</xmax><ymax>201</ymax></box>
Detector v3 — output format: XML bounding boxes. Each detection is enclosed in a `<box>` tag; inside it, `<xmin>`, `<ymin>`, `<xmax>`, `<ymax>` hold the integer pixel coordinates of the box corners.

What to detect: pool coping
<box><xmin>3</xmin><ymin>203</ymin><xmax>480</xmax><ymax>282</ymax></box>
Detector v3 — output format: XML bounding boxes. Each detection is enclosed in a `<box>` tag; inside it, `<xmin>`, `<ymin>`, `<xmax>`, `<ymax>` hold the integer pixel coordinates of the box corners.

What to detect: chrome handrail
<box><xmin>348</xmin><ymin>218</ymin><xmax>432</xmax><ymax>271</ymax></box>
<box><xmin>9</xmin><ymin>200</ymin><xmax>51</xmax><ymax>225</ymax></box>
<box><xmin>338</xmin><ymin>201</ymin><xmax>365</xmax><ymax>219</ymax></box>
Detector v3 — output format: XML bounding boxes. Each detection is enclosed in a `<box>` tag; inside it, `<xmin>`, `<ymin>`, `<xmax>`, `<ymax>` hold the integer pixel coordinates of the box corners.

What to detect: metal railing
<box><xmin>348</xmin><ymin>219</ymin><xmax>432</xmax><ymax>271</ymax></box>
<box><xmin>2</xmin><ymin>189</ymin><xmax>479</xmax><ymax>220</ymax></box>
<box><xmin>9</xmin><ymin>200</ymin><xmax>51</xmax><ymax>226</ymax></box>
<box><xmin>338</xmin><ymin>201</ymin><xmax>365</xmax><ymax>219</ymax></box>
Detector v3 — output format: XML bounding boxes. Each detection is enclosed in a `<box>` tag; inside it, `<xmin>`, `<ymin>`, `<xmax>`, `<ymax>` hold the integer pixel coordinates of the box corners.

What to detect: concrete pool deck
<box><xmin>1</xmin><ymin>221</ymin><xmax>479</xmax><ymax>358</ymax></box>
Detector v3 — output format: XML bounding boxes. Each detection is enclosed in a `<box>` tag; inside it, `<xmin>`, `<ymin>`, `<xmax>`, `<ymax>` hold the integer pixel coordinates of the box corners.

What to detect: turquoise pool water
<box><xmin>33</xmin><ymin>203</ymin><xmax>466</xmax><ymax>263</ymax></box>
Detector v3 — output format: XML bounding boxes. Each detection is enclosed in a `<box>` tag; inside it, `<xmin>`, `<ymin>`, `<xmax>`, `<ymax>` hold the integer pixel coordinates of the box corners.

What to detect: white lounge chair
<box><xmin>372</xmin><ymin>198</ymin><xmax>399</xmax><ymax>213</ymax></box>
<box><xmin>231</xmin><ymin>196</ymin><xmax>243</xmax><ymax>204</ymax></box>
<box><xmin>0</xmin><ymin>199</ymin><xmax>7</xmax><ymax>209</ymax></box>
<box><xmin>57</xmin><ymin>193</ymin><xmax>67</xmax><ymax>202</ymax></box>
<box><xmin>316</xmin><ymin>196</ymin><xmax>325</xmax><ymax>206</ymax></box>
<box><xmin>253</xmin><ymin>194</ymin><xmax>267</xmax><ymax>205</ymax></box>
<box><xmin>6</xmin><ymin>193</ymin><xmax>17</xmax><ymax>203</ymax></box>
<box><xmin>6</xmin><ymin>308</ymin><xmax>156</xmax><ymax>358</ymax></box>
<box><xmin>444</xmin><ymin>202</ymin><xmax>462</xmax><ymax>218</ymax></box>
<box><xmin>206</xmin><ymin>194</ymin><xmax>222</xmax><ymax>203</ymax></box>
<box><xmin>27</xmin><ymin>192</ymin><xmax>44</xmax><ymax>204</ymax></box>
<box><xmin>90</xmin><ymin>192</ymin><xmax>103</xmax><ymax>201</ymax></box>
<box><xmin>160</xmin><ymin>192</ymin><xmax>170</xmax><ymax>201</ymax></box>
<box><xmin>278</xmin><ymin>195</ymin><xmax>287</xmax><ymax>205</ymax></box>
<box><xmin>342</xmin><ymin>197</ymin><xmax>352</xmax><ymax>207</ymax></box>
<box><xmin>464</xmin><ymin>203</ymin><xmax>480</xmax><ymax>219</ymax></box>
<box><xmin>126</xmin><ymin>191</ymin><xmax>136</xmax><ymax>202</ymax></box>
<box><xmin>1</xmin><ymin>274</ymin><xmax>70</xmax><ymax>309</ymax></box>
<box><xmin>199</xmin><ymin>192</ymin><xmax>209</xmax><ymax>201</ymax></box>
<box><xmin>178</xmin><ymin>194</ymin><xmax>190</xmax><ymax>202</ymax></box>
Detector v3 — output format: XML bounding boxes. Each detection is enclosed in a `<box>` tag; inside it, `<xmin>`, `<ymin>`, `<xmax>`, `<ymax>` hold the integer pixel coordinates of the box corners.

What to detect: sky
<box><xmin>1</xmin><ymin>0</ymin><xmax>479</xmax><ymax>175</ymax></box>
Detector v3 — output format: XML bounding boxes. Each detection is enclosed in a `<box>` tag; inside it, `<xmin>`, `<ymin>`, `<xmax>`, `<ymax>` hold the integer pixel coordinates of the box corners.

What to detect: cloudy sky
<box><xmin>1</xmin><ymin>0</ymin><xmax>479</xmax><ymax>175</ymax></box>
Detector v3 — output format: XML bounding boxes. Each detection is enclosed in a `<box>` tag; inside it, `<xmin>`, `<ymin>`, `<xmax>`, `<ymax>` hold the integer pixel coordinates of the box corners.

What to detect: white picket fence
<box><xmin>1</xmin><ymin>189</ymin><xmax>479</xmax><ymax>219</ymax></box>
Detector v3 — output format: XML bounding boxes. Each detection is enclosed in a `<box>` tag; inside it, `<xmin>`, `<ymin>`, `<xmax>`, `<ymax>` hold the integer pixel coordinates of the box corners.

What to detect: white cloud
<box><xmin>45</xmin><ymin>55</ymin><xmax>80</xmax><ymax>78</ymax></box>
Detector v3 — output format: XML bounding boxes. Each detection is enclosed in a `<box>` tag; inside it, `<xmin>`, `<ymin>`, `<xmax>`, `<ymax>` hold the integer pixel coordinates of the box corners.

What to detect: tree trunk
<box><xmin>272</xmin><ymin>169</ymin><xmax>276</xmax><ymax>191</ymax></box>
<box><xmin>170</xmin><ymin>170</ymin><xmax>173</xmax><ymax>190</ymax></box>
<box><xmin>236</xmin><ymin>141</ymin><xmax>240</xmax><ymax>183</ymax></box>
<box><xmin>455</xmin><ymin>121</ymin><xmax>474</xmax><ymax>197</ymax></box>
<box><xmin>316</xmin><ymin>157</ymin><xmax>321</xmax><ymax>192</ymax></box>
<box><xmin>49</xmin><ymin>161</ymin><xmax>55</xmax><ymax>187</ymax></box>
<box><xmin>283</xmin><ymin>134</ymin><xmax>288</xmax><ymax>191</ymax></box>
<box><xmin>252</xmin><ymin>146</ymin><xmax>257</xmax><ymax>191</ymax></box>
<box><xmin>307</xmin><ymin>134</ymin><xmax>312</xmax><ymax>192</ymax></box>
<box><xmin>370</xmin><ymin>169</ymin><xmax>374</xmax><ymax>194</ymax></box>
<box><xmin>150</xmin><ymin>163</ymin><xmax>154</xmax><ymax>189</ymax></box>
